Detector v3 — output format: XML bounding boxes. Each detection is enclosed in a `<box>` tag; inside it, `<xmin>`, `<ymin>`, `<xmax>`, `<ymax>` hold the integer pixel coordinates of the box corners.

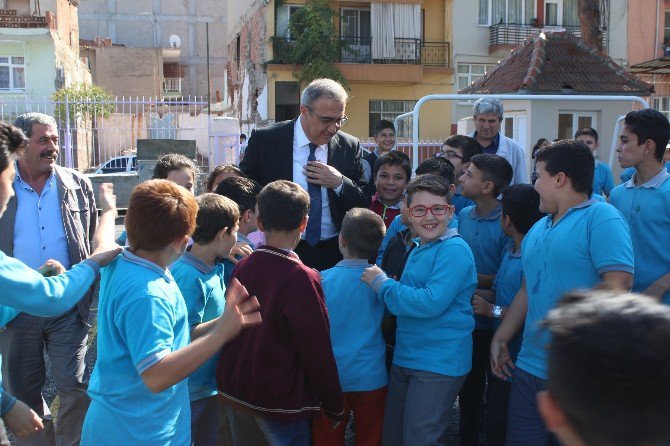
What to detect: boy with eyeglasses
<box><xmin>457</xmin><ymin>153</ymin><xmax>514</xmax><ymax>446</ymax></box>
<box><xmin>438</xmin><ymin>135</ymin><xmax>482</xmax><ymax>214</ymax></box>
<box><xmin>362</xmin><ymin>175</ymin><xmax>477</xmax><ymax>446</ymax></box>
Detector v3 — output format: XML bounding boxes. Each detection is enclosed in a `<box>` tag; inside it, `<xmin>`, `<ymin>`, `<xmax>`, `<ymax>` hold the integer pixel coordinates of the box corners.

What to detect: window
<box><xmin>276</xmin><ymin>4</ymin><xmax>304</xmax><ymax>39</ymax></box>
<box><xmin>558</xmin><ymin>112</ymin><xmax>596</xmax><ymax>140</ymax></box>
<box><xmin>340</xmin><ymin>8</ymin><xmax>371</xmax><ymax>62</ymax></box>
<box><xmin>665</xmin><ymin>11</ymin><xmax>670</xmax><ymax>44</ymax></box>
<box><xmin>457</xmin><ymin>63</ymin><xmax>498</xmax><ymax>91</ymax></box>
<box><xmin>653</xmin><ymin>97</ymin><xmax>670</xmax><ymax>120</ymax></box>
<box><xmin>478</xmin><ymin>0</ymin><xmax>535</xmax><ymax>26</ymax></box>
<box><xmin>369</xmin><ymin>100</ymin><xmax>416</xmax><ymax>137</ymax></box>
<box><xmin>0</xmin><ymin>56</ymin><xmax>25</xmax><ymax>91</ymax></box>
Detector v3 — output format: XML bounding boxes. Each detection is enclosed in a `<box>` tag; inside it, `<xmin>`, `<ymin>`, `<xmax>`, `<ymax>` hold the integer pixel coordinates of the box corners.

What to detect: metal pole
<box><xmin>394</xmin><ymin>94</ymin><xmax>650</xmax><ymax>173</ymax></box>
<box><xmin>206</xmin><ymin>22</ymin><xmax>211</xmax><ymax>114</ymax></box>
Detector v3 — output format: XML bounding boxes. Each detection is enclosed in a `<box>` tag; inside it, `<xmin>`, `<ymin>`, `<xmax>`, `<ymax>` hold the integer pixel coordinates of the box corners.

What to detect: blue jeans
<box><xmin>254</xmin><ymin>417</ymin><xmax>311</xmax><ymax>446</ymax></box>
<box><xmin>190</xmin><ymin>396</ymin><xmax>221</xmax><ymax>446</ymax></box>
<box><xmin>382</xmin><ymin>365</ymin><xmax>466</xmax><ymax>446</ymax></box>
<box><xmin>506</xmin><ymin>367</ymin><xmax>560</xmax><ymax>446</ymax></box>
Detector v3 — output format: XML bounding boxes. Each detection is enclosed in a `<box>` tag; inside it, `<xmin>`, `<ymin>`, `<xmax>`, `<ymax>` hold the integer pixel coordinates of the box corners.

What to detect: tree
<box><xmin>578</xmin><ymin>0</ymin><xmax>603</xmax><ymax>53</ymax></box>
<box><xmin>51</xmin><ymin>83</ymin><xmax>115</xmax><ymax>122</ymax></box>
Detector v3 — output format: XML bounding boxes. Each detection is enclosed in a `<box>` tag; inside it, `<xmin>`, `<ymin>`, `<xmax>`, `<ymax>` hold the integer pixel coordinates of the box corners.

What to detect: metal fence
<box><xmin>0</xmin><ymin>96</ymin><xmax>216</xmax><ymax>171</ymax></box>
<box><xmin>361</xmin><ymin>140</ymin><xmax>443</xmax><ymax>166</ymax></box>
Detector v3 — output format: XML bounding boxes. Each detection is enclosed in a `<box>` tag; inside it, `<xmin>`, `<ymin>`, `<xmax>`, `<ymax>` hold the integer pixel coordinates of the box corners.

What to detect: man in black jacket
<box><xmin>240</xmin><ymin>78</ymin><xmax>369</xmax><ymax>270</ymax></box>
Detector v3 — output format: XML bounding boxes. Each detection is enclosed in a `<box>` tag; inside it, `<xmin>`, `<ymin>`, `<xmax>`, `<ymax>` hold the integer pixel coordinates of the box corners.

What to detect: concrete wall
<box><xmin>626</xmin><ymin>0</ymin><xmax>663</xmax><ymax>66</ymax></box>
<box><xmin>88</xmin><ymin>46</ymin><xmax>163</xmax><ymax>97</ymax></box>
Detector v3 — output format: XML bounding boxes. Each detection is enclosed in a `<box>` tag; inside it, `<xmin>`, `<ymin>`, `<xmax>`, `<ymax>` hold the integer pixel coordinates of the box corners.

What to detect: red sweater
<box><xmin>369</xmin><ymin>193</ymin><xmax>402</xmax><ymax>228</ymax></box>
<box><xmin>216</xmin><ymin>246</ymin><xmax>344</xmax><ymax>421</ymax></box>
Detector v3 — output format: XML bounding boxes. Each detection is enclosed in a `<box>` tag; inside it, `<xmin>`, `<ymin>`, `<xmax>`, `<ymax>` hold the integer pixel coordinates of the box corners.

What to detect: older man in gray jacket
<box><xmin>469</xmin><ymin>97</ymin><xmax>528</xmax><ymax>184</ymax></box>
<box><xmin>0</xmin><ymin>113</ymin><xmax>96</xmax><ymax>446</ymax></box>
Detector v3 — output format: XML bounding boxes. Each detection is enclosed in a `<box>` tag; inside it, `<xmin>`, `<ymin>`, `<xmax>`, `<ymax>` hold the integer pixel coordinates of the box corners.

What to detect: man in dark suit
<box><xmin>240</xmin><ymin>78</ymin><xmax>370</xmax><ymax>270</ymax></box>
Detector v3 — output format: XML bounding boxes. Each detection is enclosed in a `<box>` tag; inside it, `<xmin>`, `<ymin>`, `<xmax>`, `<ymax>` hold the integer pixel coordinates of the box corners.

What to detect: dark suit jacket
<box><xmin>240</xmin><ymin>119</ymin><xmax>370</xmax><ymax>231</ymax></box>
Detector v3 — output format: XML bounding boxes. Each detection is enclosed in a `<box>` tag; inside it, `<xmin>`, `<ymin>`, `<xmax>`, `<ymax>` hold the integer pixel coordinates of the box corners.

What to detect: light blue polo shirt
<box><xmin>13</xmin><ymin>168</ymin><xmax>70</xmax><ymax>269</ymax></box>
<box><xmin>516</xmin><ymin>200</ymin><xmax>634</xmax><ymax>380</ymax></box>
<box><xmin>492</xmin><ymin>247</ymin><xmax>523</xmax><ymax>363</ymax></box>
<box><xmin>83</xmin><ymin>250</ymin><xmax>191</xmax><ymax>445</ymax></box>
<box><xmin>620</xmin><ymin>161</ymin><xmax>670</xmax><ymax>183</ymax></box>
<box><xmin>611</xmin><ymin>168</ymin><xmax>670</xmax><ymax>304</ymax></box>
<box><xmin>322</xmin><ymin>259</ymin><xmax>387</xmax><ymax>392</ymax></box>
<box><xmin>371</xmin><ymin>229</ymin><xmax>477</xmax><ymax>376</ymax></box>
<box><xmin>593</xmin><ymin>160</ymin><xmax>615</xmax><ymax>196</ymax></box>
<box><xmin>458</xmin><ymin>203</ymin><xmax>513</xmax><ymax>329</ymax></box>
<box><xmin>171</xmin><ymin>252</ymin><xmax>226</xmax><ymax>401</ymax></box>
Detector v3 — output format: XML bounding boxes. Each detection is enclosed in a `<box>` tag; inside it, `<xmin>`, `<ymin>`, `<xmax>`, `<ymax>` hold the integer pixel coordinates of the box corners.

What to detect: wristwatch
<box><xmin>491</xmin><ymin>305</ymin><xmax>503</xmax><ymax>319</ymax></box>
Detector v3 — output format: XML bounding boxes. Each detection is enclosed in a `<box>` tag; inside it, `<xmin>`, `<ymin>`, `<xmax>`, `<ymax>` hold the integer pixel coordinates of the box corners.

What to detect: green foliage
<box><xmin>282</xmin><ymin>0</ymin><xmax>349</xmax><ymax>90</ymax></box>
<box><xmin>51</xmin><ymin>83</ymin><xmax>115</xmax><ymax>121</ymax></box>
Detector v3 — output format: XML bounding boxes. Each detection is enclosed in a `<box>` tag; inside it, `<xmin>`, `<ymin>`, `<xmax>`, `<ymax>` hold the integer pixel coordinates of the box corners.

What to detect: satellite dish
<box><xmin>169</xmin><ymin>35</ymin><xmax>181</xmax><ymax>48</ymax></box>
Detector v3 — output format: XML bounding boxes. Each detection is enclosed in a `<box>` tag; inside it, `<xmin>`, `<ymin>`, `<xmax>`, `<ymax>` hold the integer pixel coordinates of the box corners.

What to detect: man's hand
<box><xmin>97</xmin><ymin>183</ymin><xmax>117</xmax><ymax>215</ymax></box>
<box><xmin>490</xmin><ymin>338</ymin><xmax>514</xmax><ymax>380</ymax></box>
<box><xmin>472</xmin><ymin>294</ymin><xmax>493</xmax><ymax>317</ymax></box>
<box><xmin>4</xmin><ymin>400</ymin><xmax>43</xmax><ymax>438</ymax></box>
<box><xmin>227</xmin><ymin>242</ymin><xmax>253</xmax><ymax>265</ymax></box>
<box><xmin>361</xmin><ymin>265</ymin><xmax>383</xmax><ymax>286</ymax></box>
<box><xmin>304</xmin><ymin>161</ymin><xmax>344</xmax><ymax>189</ymax></box>
<box><xmin>37</xmin><ymin>259</ymin><xmax>65</xmax><ymax>276</ymax></box>
<box><xmin>88</xmin><ymin>245</ymin><xmax>122</xmax><ymax>267</ymax></box>
<box><xmin>216</xmin><ymin>278</ymin><xmax>262</xmax><ymax>343</ymax></box>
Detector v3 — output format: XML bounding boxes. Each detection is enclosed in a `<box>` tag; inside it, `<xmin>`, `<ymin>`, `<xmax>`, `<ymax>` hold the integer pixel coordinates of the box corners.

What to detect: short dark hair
<box><xmin>535</xmin><ymin>140</ymin><xmax>594</xmax><ymax>196</ymax></box>
<box><xmin>623</xmin><ymin>108</ymin><xmax>670</xmax><ymax>163</ymax></box>
<box><xmin>373</xmin><ymin>151</ymin><xmax>411</xmax><ymax>182</ymax></box>
<box><xmin>443</xmin><ymin>135</ymin><xmax>482</xmax><ymax>163</ymax></box>
<box><xmin>469</xmin><ymin>154</ymin><xmax>513</xmax><ymax>196</ymax></box>
<box><xmin>340</xmin><ymin>208</ymin><xmax>386</xmax><ymax>259</ymax></box>
<box><xmin>415</xmin><ymin>156</ymin><xmax>455</xmax><ymax>185</ymax></box>
<box><xmin>574</xmin><ymin>127</ymin><xmax>599</xmax><ymax>143</ymax></box>
<box><xmin>374</xmin><ymin>120</ymin><xmax>395</xmax><ymax>136</ymax></box>
<box><xmin>257</xmin><ymin>180</ymin><xmax>309</xmax><ymax>232</ymax></box>
<box><xmin>191</xmin><ymin>193</ymin><xmax>240</xmax><ymax>244</ymax></box>
<box><xmin>545</xmin><ymin>289</ymin><xmax>670</xmax><ymax>446</ymax></box>
<box><xmin>152</xmin><ymin>153</ymin><xmax>197</xmax><ymax>180</ymax></box>
<box><xmin>205</xmin><ymin>163</ymin><xmax>246</xmax><ymax>192</ymax></box>
<box><xmin>501</xmin><ymin>184</ymin><xmax>544</xmax><ymax>234</ymax></box>
<box><xmin>215</xmin><ymin>176</ymin><xmax>262</xmax><ymax>214</ymax></box>
<box><xmin>406</xmin><ymin>174</ymin><xmax>452</xmax><ymax>206</ymax></box>
<box><xmin>125</xmin><ymin>179</ymin><xmax>197</xmax><ymax>251</ymax></box>
<box><xmin>0</xmin><ymin>123</ymin><xmax>27</xmax><ymax>173</ymax></box>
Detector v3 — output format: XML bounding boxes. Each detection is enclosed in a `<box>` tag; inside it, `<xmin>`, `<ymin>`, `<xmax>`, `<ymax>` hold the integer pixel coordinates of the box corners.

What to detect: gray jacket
<box><xmin>0</xmin><ymin>164</ymin><xmax>98</xmax><ymax>322</ymax></box>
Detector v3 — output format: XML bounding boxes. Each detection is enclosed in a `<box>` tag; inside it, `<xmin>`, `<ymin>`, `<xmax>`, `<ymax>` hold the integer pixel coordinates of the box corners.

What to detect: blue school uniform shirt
<box><xmin>516</xmin><ymin>200</ymin><xmax>634</xmax><ymax>380</ymax></box>
<box><xmin>322</xmin><ymin>259</ymin><xmax>387</xmax><ymax>392</ymax></box>
<box><xmin>83</xmin><ymin>250</ymin><xmax>191</xmax><ymax>446</ymax></box>
<box><xmin>593</xmin><ymin>160</ymin><xmax>615</xmax><ymax>196</ymax></box>
<box><xmin>371</xmin><ymin>229</ymin><xmax>477</xmax><ymax>376</ymax></box>
<box><xmin>223</xmin><ymin>233</ymin><xmax>255</xmax><ymax>286</ymax></box>
<box><xmin>620</xmin><ymin>161</ymin><xmax>670</xmax><ymax>183</ymax></box>
<box><xmin>171</xmin><ymin>252</ymin><xmax>226</xmax><ymax>401</ymax></box>
<box><xmin>458</xmin><ymin>203</ymin><xmax>513</xmax><ymax>330</ymax></box>
<box><xmin>492</xmin><ymin>247</ymin><xmax>523</xmax><ymax>363</ymax></box>
<box><xmin>610</xmin><ymin>169</ymin><xmax>670</xmax><ymax>304</ymax></box>
<box><xmin>375</xmin><ymin>214</ymin><xmax>459</xmax><ymax>265</ymax></box>
<box><xmin>452</xmin><ymin>186</ymin><xmax>475</xmax><ymax>215</ymax></box>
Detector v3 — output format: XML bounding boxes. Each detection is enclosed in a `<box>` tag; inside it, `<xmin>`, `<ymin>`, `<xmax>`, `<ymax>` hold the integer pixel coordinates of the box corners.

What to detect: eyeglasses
<box><xmin>437</xmin><ymin>150</ymin><xmax>463</xmax><ymax>160</ymax></box>
<box><xmin>305</xmin><ymin>105</ymin><xmax>348</xmax><ymax>127</ymax></box>
<box><xmin>408</xmin><ymin>204</ymin><xmax>449</xmax><ymax>217</ymax></box>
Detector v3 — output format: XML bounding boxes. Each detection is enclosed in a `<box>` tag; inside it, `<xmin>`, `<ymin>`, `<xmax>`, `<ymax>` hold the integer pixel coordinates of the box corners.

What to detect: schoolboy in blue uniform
<box><xmin>469</xmin><ymin>184</ymin><xmax>543</xmax><ymax>446</ymax></box>
<box><xmin>491</xmin><ymin>141</ymin><xmax>634</xmax><ymax>446</ymax></box>
<box><xmin>82</xmin><ymin>180</ymin><xmax>261</xmax><ymax>446</ymax></box>
<box><xmin>457</xmin><ymin>153</ymin><xmax>513</xmax><ymax>446</ymax></box>
<box><xmin>215</xmin><ymin>176</ymin><xmax>262</xmax><ymax>286</ymax></box>
<box><xmin>313</xmin><ymin>208</ymin><xmax>387</xmax><ymax>446</ymax></box>
<box><xmin>375</xmin><ymin>157</ymin><xmax>457</xmax><ymax>265</ymax></box>
<box><xmin>574</xmin><ymin>127</ymin><xmax>615</xmax><ymax>198</ymax></box>
<box><xmin>171</xmin><ymin>193</ymin><xmax>240</xmax><ymax>445</ymax></box>
<box><xmin>362</xmin><ymin>174</ymin><xmax>477</xmax><ymax>446</ymax></box>
<box><xmin>437</xmin><ymin>134</ymin><xmax>481</xmax><ymax>214</ymax></box>
<box><xmin>611</xmin><ymin>108</ymin><xmax>670</xmax><ymax>304</ymax></box>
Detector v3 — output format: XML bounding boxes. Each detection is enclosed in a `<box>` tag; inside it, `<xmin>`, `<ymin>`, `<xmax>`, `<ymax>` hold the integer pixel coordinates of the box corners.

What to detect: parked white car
<box><xmin>95</xmin><ymin>155</ymin><xmax>137</xmax><ymax>174</ymax></box>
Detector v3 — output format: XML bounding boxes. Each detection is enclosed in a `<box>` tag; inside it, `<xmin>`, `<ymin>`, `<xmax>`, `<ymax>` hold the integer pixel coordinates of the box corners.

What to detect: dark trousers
<box><xmin>458</xmin><ymin>328</ymin><xmax>493</xmax><ymax>446</ymax></box>
<box><xmin>485</xmin><ymin>377</ymin><xmax>512</xmax><ymax>446</ymax></box>
<box><xmin>295</xmin><ymin>237</ymin><xmax>342</xmax><ymax>271</ymax></box>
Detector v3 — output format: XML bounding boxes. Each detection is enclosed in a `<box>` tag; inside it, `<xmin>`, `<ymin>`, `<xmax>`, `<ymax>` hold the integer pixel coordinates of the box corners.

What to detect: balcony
<box><xmin>489</xmin><ymin>23</ymin><xmax>608</xmax><ymax>49</ymax></box>
<box><xmin>272</xmin><ymin>36</ymin><xmax>450</xmax><ymax>68</ymax></box>
<box><xmin>162</xmin><ymin>78</ymin><xmax>182</xmax><ymax>97</ymax></box>
<box><xmin>0</xmin><ymin>9</ymin><xmax>52</xmax><ymax>29</ymax></box>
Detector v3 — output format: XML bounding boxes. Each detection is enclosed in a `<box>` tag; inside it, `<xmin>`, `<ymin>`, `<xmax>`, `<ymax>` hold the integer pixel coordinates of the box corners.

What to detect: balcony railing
<box><xmin>272</xmin><ymin>36</ymin><xmax>450</xmax><ymax>68</ymax></box>
<box><xmin>489</xmin><ymin>23</ymin><xmax>608</xmax><ymax>48</ymax></box>
<box><xmin>0</xmin><ymin>9</ymin><xmax>51</xmax><ymax>29</ymax></box>
<box><xmin>162</xmin><ymin>78</ymin><xmax>182</xmax><ymax>94</ymax></box>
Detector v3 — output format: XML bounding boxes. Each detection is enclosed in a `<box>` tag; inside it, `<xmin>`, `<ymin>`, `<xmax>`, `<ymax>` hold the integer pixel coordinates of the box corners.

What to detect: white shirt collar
<box><xmin>294</xmin><ymin>116</ymin><xmax>327</xmax><ymax>151</ymax></box>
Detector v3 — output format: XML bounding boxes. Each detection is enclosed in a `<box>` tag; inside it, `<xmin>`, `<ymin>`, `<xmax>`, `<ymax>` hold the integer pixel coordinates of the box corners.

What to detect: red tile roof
<box><xmin>460</xmin><ymin>31</ymin><xmax>653</xmax><ymax>95</ymax></box>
